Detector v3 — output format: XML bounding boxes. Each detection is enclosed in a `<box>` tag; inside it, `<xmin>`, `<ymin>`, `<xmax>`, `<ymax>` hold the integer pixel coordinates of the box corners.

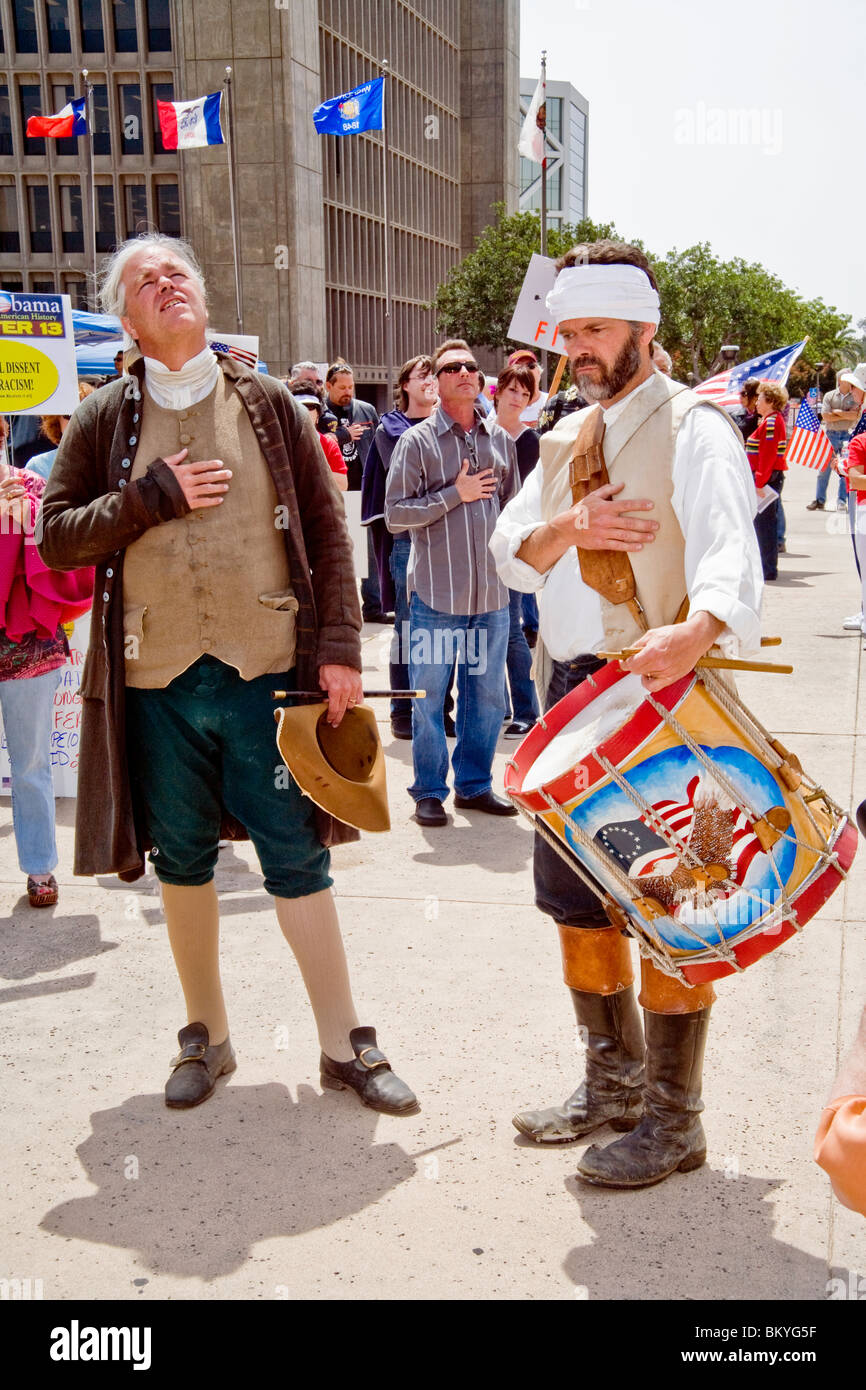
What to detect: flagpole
<box><xmin>81</xmin><ymin>69</ymin><xmax>97</xmax><ymax>309</ymax></box>
<box><xmin>223</xmin><ymin>67</ymin><xmax>243</xmax><ymax>333</ymax></box>
<box><xmin>539</xmin><ymin>52</ymin><xmax>548</xmax><ymax>387</ymax></box>
<box><xmin>380</xmin><ymin>60</ymin><xmax>394</xmax><ymax>403</ymax></box>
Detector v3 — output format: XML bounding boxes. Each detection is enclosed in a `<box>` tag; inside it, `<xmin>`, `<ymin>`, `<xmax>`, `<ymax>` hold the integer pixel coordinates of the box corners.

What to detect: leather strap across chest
<box><xmin>568</xmin><ymin>403</ymin><xmax>648</xmax><ymax>629</ymax></box>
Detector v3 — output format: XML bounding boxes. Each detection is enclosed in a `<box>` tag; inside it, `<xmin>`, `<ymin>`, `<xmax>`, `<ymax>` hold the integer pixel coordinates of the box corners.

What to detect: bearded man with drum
<box><xmin>491</xmin><ymin>241</ymin><xmax>763</xmax><ymax>1189</ymax></box>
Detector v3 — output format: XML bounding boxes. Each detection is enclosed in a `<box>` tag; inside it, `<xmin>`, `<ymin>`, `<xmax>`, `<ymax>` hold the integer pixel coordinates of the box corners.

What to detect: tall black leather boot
<box><xmin>512</xmin><ymin>987</ymin><xmax>645</xmax><ymax>1143</ymax></box>
<box><xmin>577</xmin><ymin>1007</ymin><xmax>711</xmax><ymax>1187</ymax></box>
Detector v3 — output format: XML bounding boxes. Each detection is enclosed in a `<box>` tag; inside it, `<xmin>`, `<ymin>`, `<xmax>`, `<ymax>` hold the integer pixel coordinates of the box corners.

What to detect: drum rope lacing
<box><xmin>532</xmin><ymin>789</ymin><xmax>688</xmax><ymax>980</ymax></box>
<box><xmin>698</xmin><ymin>670</ymin><xmax>847</xmax><ymax>876</ymax></box>
<box><xmin>594</xmin><ymin>750</ymin><xmax>756</xmax><ymax>968</ymax></box>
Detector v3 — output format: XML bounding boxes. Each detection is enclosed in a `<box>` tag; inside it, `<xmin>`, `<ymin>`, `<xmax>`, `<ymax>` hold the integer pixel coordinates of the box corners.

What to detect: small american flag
<box><xmin>694</xmin><ymin>340</ymin><xmax>807</xmax><ymax>408</ymax></box>
<box><xmin>786</xmin><ymin>399</ymin><xmax>835</xmax><ymax>470</ymax></box>
<box><xmin>629</xmin><ymin>775</ymin><xmax>762</xmax><ymax>885</ymax></box>
<box><xmin>209</xmin><ymin>339</ymin><xmax>258</xmax><ymax>370</ymax></box>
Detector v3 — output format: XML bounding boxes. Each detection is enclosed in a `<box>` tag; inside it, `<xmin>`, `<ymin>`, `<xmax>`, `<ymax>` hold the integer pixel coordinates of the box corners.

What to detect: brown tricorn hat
<box><xmin>274</xmin><ymin>702</ymin><xmax>390</xmax><ymax>833</ymax></box>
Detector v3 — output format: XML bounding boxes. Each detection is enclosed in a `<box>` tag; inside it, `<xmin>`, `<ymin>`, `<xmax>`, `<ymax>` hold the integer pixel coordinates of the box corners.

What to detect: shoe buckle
<box><xmin>357</xmin><ymin>1046</ymin><xmax>388</xmax><ymax>1070</ymax></box>
<box><xmin>170</xmin><ymin>1042</ymin><xmax>207</xmax><ymax>1069</ymax></box>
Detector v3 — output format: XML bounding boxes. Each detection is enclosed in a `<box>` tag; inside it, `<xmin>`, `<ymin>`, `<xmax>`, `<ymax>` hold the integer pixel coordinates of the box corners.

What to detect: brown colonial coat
<box><xmin>37</xmin><ymin>354</ymin><xmax>362</xmax><ymax>880</ymax></box>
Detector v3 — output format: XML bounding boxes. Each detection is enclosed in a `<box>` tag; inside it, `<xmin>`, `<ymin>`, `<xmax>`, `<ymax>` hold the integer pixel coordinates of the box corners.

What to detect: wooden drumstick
<box><xmin>271</xmin><ymin>688</ymin><xmax>427</xmax><ymax>700</ymax></box>
<box><xmin>595</xmin><ymin>651</ymin><xmax>793</xmax><ymax>675</ymax></box>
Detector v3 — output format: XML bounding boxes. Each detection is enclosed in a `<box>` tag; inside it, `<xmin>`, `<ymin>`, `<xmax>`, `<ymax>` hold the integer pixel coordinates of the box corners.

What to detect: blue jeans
<box><xmin>389</xmin><ymin>536</ymin><xmax>412</xmax><ymax>720</ymax></box>
<box><xmin>521</xmin><ymin>592</ymin><xmax>538</xmax><ymax>634</ymax></box>
<box><xmin>816</xmin><ymin>433</ymin><xmax>849</xmax><ymax>504</ymax></box>
<box><xmin>408</xmin><ymin>593</ymin><xmax>508</xmax><ymax>803</ymax></box>
<box><xmin>0</xmin><ymin>667</ymin><xmax>60</xmax><ymax>874</ymax></box>
<box><xmin>505</xmin><ymin>588</ymin><xmax>540</xmax><ymax>723</ymax></box>
<box><xmin>361</xmin><ymin>527</ymin><xmax>383</xmax><ymax>615</ymax></box>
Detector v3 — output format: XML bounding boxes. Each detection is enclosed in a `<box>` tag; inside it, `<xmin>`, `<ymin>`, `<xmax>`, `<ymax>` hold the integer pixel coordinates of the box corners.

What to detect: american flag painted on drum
<box><xmin>626</xmin><ymin>773</ymin><xmax>763</xmax><ymax>887</ymax></box>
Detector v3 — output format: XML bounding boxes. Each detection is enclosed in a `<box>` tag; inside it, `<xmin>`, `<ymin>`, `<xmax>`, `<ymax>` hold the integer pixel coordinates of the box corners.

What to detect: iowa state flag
<box><xmin>313</xmin><ymin>77</ymin><xmax>384</xmax><ymax>136</ymax></box>
<box><xmin>26</xmin><ymin>97</ymin><xmax>87</xmax><ymax>139</ymax></box>
<box><xmin>157</xmin><ymin>92</ymin><xmax>224</xmax><ymax>150</ymax></box>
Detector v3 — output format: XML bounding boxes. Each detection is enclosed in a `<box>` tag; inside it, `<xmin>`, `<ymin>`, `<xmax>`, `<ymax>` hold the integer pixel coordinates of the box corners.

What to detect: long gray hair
<box><xmin>98</xmin><ymin>234</ymin><xmax>207</xmax><ymax>328</ymax></box>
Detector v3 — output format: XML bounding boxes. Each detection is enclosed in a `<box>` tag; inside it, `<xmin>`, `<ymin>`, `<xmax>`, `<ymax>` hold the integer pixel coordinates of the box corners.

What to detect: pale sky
<box><xmin>520</xmin><ymin>0</ymin><xmax>864</xmax><ymax>333</ymax></box>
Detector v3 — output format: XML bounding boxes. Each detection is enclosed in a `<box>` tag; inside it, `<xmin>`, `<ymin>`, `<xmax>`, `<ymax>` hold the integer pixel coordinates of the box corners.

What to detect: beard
<box><xmin>571</xmin><ymin>330</ymin><xmax>644</xmax><ymax>402</ymax></box>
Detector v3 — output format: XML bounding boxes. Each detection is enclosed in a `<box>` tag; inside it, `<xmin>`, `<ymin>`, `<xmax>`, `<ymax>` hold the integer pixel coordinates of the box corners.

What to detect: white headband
<box><xmin>546</xmin><ymin>264</ymin><xmax>660</xmax><ymax>327</ymax></box>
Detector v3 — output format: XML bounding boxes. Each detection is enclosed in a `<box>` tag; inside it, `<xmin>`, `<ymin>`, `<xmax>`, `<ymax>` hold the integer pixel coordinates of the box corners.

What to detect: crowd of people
<box><xmin>1</xmin><ymin>230</ymin><xmax>864</xmax><ymax>1214</ymax></box>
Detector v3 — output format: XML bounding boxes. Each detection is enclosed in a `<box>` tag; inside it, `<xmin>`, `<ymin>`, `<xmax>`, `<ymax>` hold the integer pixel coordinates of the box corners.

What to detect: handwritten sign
<box><xmin>507</xmin><ymin>254</ymin><xmax>561</xmax><ymax>353</ymax></box>
<box><xmin>0</xmin><ymin>612</ymin><xmax>90</xmax><ymax>798</ymax></box>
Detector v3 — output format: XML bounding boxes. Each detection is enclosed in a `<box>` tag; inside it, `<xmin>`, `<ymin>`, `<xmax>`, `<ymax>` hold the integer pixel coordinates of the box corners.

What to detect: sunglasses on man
<box><xmin>436</xmin><ymin>360</ymin><xmax>479</xmax><ymax>377</ymax></box>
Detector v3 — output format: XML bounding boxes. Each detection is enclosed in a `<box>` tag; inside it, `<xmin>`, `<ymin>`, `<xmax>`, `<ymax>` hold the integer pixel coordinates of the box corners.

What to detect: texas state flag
<box><xmin>26</xmin><ymin>97</ymin><xmax>87</xmax><ymax>139</ymax></box>
<box><xmin>157</xmin><ymin>92</ymin><xmax>224</xmax><ymax>150</ymax></box>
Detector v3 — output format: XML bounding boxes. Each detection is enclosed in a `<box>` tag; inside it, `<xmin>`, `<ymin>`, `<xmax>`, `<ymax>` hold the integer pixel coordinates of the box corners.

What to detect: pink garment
<box><xmin>0</xmin><ymin>468</ymin><xmax>94</xmax><ymax>639</ymax></box>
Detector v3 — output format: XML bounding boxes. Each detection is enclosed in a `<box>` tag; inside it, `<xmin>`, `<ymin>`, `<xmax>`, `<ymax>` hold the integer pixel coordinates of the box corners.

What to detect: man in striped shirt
<box><xmin>385</xmin><ymin>339</ymin><xmax>520</xmax><ymax>826</ymax></box>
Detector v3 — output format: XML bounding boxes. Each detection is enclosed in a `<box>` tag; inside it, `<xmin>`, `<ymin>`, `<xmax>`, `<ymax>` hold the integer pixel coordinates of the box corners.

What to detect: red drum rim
<box><xmin>504</xmin><ymin>661</ymin><xmax>694</xmax><ymax>813</ymax></box>
<box><xmin>680</xmin><ymin>816</ymin><xmax>858</xmax><ymax>984</ymax></box>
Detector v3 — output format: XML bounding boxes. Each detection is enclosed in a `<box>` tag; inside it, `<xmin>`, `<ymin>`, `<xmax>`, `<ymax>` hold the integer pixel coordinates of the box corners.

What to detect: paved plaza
<box><xmin>1</xmin><ymin>460</ymin><xmax>864</xmax><ymax>1302</ymax></box>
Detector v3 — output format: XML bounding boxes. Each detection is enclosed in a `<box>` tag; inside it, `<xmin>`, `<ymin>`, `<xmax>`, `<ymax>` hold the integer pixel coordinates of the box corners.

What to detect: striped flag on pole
<box><xmin>694</xmin><ymin>340</ymin><xmax>807</xmax><ymax>408</ymax></box>
<box><xmin>786</xmin><ymin>399</ymin><xmax>836</xmax><ymax>470</ymax></box>
<box><xmin>157</xmin><ymin>92</ymin><xmax>224</xmax><ymax>149</ymax></box>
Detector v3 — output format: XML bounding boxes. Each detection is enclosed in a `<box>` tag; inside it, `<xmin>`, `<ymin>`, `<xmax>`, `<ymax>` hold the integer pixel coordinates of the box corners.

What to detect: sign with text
<box><xmin>507</xmin><ymin>254</ymin><xmax>562</xmax><ymax>353</ymax></box>
<box><xmin>0</xmin><ymin>291</ymin><xmax>78</xmax><ymax>414</ymax></box>
<box><xmin>0</xmin><ymin>612</ymin><xmax>90</xmax><ymax>799</ymax></box>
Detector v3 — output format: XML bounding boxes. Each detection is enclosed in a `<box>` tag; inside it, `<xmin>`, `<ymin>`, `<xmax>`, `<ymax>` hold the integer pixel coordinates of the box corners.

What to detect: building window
<box><xmin>0</xmin><ymin>12</ymin><xmax>4</xmax><ymax>52</ymax></box>
<box><xmin>91</xmin><ymin>82</ymin><xmax>110</xmax><ymax>154</ymax></box>
<box><xmin>123</xmin><ymin>180</ymin><xmax>148</xmax><ymax>236</ymax></box>
<box><xmin>78</xmin><ymin>0</ymin><xmax>103</xmax><ymax>51</ymax></box>
<box><xmin>59</xmin><ymin>180</ymin><xmax>84</xmax><ymax>251</ymax></box>
<box><xmin>95</xmin><ymin>183</ymin><xmax>116</xmax><ymax>252</ymax></box>
<box><xmin>0</xmin><ymin>185</ymin><xmax>20</xmax><ymax>252</ymax></box>
<box><xmin>52</xmin><ymin>82</ymin><xmax>77</xmax><ymax>155</ymax></box>
<box><xmin>119</xmin><ymin>82</ymin><xmax>143</xmax><ymax>154</ymax></box>
<box><xmin>31</xmin><ymin>278</ymin><xmax>56</xmax><ymax>291</ymax></box>
<box><xmin>27</xmin><ymin>182</ymin><xmax>52</xmax><ymax>252</ymax></box>
<box><xmin>0</xmin><ymin>84</ymin><xmax>12</xmax><ymax>155</ymax></box>
<box><xmin>155</xmin><ymin>181</ymin><xmax>179</xmax><ymax>236</ymax></box>
<box><xmin>145</xmin><ymin>0</ymin><xmax>171</xmax><ymax>50</ymax></box>
<box><xmin>62</xmin><ymin>272</ymin><xmax>87</xmax><ymax>308</ymax></box>
<box><xmin>111</xmin><ymin>0</ymin><xmax>136</xmax><ymax>52</ymax></box>
<box><xmin>1</xmin><ymin>276</ymin><xmax>23</xmax><ymax>291</ymax></box>
<box><xmin>546</xmin><ymin>96</ymin><xmax>562</xmax><ymax>143</ymax></box>
<box><xmin>45</xmin><ymin>0</ymin><xmax>72</xmax><ymax>52</ymax></box>
<box><xmin>13</xmin><ymin>0</ymin><xmax>39</xmax><ymax>53</ymax></box>
<box><xmin>20</xmin><ymin>84</ymin><xmax>45</xmax><ymax>155</ymax></box>
<box><xmin>150</xmin><ymin>80</ymin><xmax>174</xmax><ymax>154</ymax></box>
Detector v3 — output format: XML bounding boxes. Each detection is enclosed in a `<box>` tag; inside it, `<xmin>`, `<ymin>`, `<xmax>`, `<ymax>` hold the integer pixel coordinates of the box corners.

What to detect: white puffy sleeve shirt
<box><xmin>489</xmin><ymin>400</ymin><xmax>763</xmax><ymax>662</ymax></box>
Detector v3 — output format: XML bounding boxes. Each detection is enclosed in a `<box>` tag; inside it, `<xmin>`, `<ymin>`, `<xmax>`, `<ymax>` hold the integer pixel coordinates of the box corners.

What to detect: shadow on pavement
<box><xmin>412</xmin><ymin>818</ymin><xmax>532</xmax><ymax>871</ymax></box>
<box><xmin>562</xmin><ymin>1170</ymin><xmax>841</xmax><ymax>1300</ymax></box>
<box><xmin>0</xmin><ymin>913</ymin><xmax>116</xmax><ymax>982</ymax></box>
<box><xmin>41</xmin><ymin>1081</ymin><xmax>418</xmax><ymax>1279</ymax></box>
<box><xmin>0</xmin><ymin>971</ymin><xmax>95</xmax><ymax>1006</ymax></box>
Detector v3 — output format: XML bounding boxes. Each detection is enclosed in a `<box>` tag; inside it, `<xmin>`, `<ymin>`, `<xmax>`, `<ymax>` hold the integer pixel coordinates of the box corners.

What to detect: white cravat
<box><xmin>143</xmin><ymin>346</ymin><xmax>220</xmax><ymax>410</ymax></box>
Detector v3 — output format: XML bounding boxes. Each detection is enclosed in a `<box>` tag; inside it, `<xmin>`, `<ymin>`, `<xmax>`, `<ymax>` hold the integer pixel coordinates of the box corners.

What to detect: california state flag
<box><xmin>519</xmin><ymin>78</ymin><xmax>545</xmax><ymax>164</ymax></box>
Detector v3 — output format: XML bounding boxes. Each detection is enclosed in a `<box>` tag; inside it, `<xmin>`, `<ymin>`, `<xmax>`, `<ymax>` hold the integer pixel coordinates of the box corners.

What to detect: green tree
<box><xmin>431</xmin><ymin>208</ymin><xmax>856</xmax><ymax>385</ymax></box>
<box><xmin>430</xmin><ymin>203</ymin><xmax>620</xmax><ymax>352</ymax></box>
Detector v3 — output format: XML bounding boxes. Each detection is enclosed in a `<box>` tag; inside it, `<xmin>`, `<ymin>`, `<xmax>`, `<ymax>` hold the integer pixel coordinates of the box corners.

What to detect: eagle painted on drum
<box><xmin>594</xmin><ymin>773</ymin><xmax>763</xmax><ymax>913</ymax></box>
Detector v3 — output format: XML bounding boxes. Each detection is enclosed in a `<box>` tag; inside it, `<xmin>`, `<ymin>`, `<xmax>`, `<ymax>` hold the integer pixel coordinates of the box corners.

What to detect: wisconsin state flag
<box><xmin>26</xmin><ymin>97</ymin><xmax>87</xmax><ymax>139</ymax></box>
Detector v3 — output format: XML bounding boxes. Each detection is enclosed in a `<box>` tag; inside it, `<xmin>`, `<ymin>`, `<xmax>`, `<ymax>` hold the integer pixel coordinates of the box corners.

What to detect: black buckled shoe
<box><xmin>164</xmin><ymin>1022</ymin><xmax>237</xmax><ymax>1110</ymax></box>
<box><xmin>320</xmin><ymin>1026</ymin><xmax>419</xmax><ymax>1115</ymax></box>
<box><xmin>453</xmin><ymin>789</ymin><xmax>517</xmax><ymax>816</ymax></box>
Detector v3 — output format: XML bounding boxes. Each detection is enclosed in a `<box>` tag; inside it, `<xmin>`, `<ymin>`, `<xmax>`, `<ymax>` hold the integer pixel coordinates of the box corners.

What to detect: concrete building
<box><xmin>519</xmin><ymin>77</ymin><xmax>588</xmax><ymax>231</ymax></box>
<box><xmin>0</xmin><ymin>0</ymin><xmax>519</xmax><ymax>397</ymax></box>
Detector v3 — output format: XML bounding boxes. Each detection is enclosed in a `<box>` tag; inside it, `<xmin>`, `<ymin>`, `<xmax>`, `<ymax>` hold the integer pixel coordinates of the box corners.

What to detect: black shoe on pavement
<box><xmin>164</xmin><ymin>1022</ymin><xmax>236</xmax><ymax>1109</ymax></box>
<box><xmin>414</xmin><ymin>797</ymin><xmax>447</xmax><ymax>826</ymax></box>
<box><xmin>444</xmin><ymin>714</ymin><xmax>457</xmax><ymax>738</ymax></box>
<box><xmin>321</xmin><ymin>1026</ymin><xmax>419</xmax><ymax>1115</ymax></box>
<box><xmin>453</xmin><ymin>789</ymin><xmax>517</xmax><ymax>816</ymax></box>
<box><xmin>390</xmin><ymin>715</ymin><xmax>413</xmax><ymax>739</ymax></box>
<box><xmin>362</xmin><ymin>610</ymin><xmax>394</xmax><ymax>624</ymax></box>
<box><xmin>504</xmin><ymin>719</ymin><xmax>534</xmax><ymax>739</ymax></box>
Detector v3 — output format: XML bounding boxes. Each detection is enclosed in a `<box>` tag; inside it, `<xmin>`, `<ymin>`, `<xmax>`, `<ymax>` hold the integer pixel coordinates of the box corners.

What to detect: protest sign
<box><xmin>0</xmin><ymin>612</ymin><xmax>90</xmax><ymax>798</ymax></box>
<box><xmin>0</xmin><ymin>291</ymin><xmax>78</xmax><ymax>414</ymax></box>
<box><xmin>507</xmin><ymin>255</ymin><xmax>562</xmax><ymax>353</ymax></box>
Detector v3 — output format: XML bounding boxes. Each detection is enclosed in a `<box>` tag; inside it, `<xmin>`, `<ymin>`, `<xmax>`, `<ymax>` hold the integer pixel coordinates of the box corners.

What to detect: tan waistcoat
<box><xmin>123</xmin><ymin>377</ymin><xmax>297</xmax><ymax>688</ymax></box>
<box><xmin>538</xmin><ymin>372</ymin><xmax>744</xmax><ymax>651</ymax></box>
